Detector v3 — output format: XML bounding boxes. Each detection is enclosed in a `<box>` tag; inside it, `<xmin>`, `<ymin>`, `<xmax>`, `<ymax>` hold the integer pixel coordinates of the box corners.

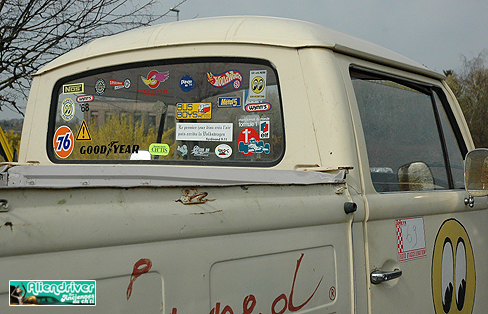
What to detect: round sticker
<box><xmin>432</xmin><ymin>219</ymin><xmax>475</xmax><ymax>314</ymax></box>
<box><xmin>53</xmin><ymin>126</ymin><xmax>74</xmax><ymax>158</ymax></box>
<box><xmin>95</xmin><ymin>79</ymin><xmax>106</xmax><ymax>95</ymax></box>
<box><xmin>180</xmin><ymin>75</ymin><xmax>195</xmax><ymax>92</ymax></box>
<box><xmin>215</xmin><ymin>144</ymin><xmax>232</xmax><ymax>158</ymax></box>
<box><xmin>60</xmin><ymin>98</ymin><xmax>75</xmax><ymax>121</ymax></box>
<box><xmin>251</xmin><ymin>76</ymin><xmax>265</xmax><ymax>94</ymax></box>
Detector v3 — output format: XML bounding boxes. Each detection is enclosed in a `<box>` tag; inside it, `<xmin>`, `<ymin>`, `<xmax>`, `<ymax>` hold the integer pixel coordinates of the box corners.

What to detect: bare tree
<box><xmin>445</xmin><ymin>51</ymin><xmax>488</xmax><ymax>148</ymax></box>
<box><xmin>0</xmin><ymin>0</ymin><xmax>187</xmax><ymax>116</ymax></box>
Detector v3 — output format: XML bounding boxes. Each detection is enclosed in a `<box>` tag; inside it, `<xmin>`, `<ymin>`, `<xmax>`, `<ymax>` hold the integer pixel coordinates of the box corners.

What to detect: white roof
<box><xmin>37</xmin><ymin>16</ymin><xmax>443</xmax><ymax>79</ymax></box>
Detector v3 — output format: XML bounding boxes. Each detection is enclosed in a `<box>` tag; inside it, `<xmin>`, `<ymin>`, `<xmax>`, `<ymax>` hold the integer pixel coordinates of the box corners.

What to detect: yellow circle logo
<box><xmin>432</xmin><ymin>219</ymin><xmax>475</xmax><ymax>314</ymax></box>
<box><xmin>251</xmin><ymin>76</ymin><xmax>265</xmax><ymax>94</ymax></box>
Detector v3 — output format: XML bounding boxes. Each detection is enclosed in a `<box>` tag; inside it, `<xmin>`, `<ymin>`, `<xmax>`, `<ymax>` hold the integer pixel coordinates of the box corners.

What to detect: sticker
<box><xmin>180</xmin><ymin>75</ymin><xmax>195</xmax><ymax>92</ymax></box>
<box><xmin>432</xmin><ymin>219</ymin><xmax>475</xmax><ymax>314</ymax></box>
<box><xmin>141</xmin><ymin>70</ymin><xmax>169</xmax><ymax>89</ymax></box>
<box><xmin>176</xmin><ymin>123</ymin><xmax>233</xmax><ymax>142</ymax></box>
<box><xmin>238</xmin><ymin>128</ymin><xmax>270</xmax><ymax>155</ymax></box>
<box><xmin>79</xmin><ymin>103</ymin><xmax>90</xmax><ymax>112</ymax></box>
<box><xmin>127</xmin><ymin>258</ymin><xmax>152</xmax><ymax>300</ymax></box>
<box><xmin>215</xmin><ymin>144</ymin><xmax>232</xmax><ymax>158</ymax></box>
<box><xmin>60</xmin><ymin>98</ymin><xmax>75</xmax><ymax>121</ymax></box>
<box><xmin>109</xmin><ymin>78</ymin><xmax>132</xmax><ymax>90</ymax></box>
<box><xmin>238</xmin><ymin>115</ymin><xmax>260</xmax><ymax>128</ymax></box>
<box><xmin>191</xmin><ymin>145</ymin><xmax>210</xmax><ymax>157</ymax></box>
<box><xmin>149</xmin><ymin>143</ymin><xmax>170</xmax><ymax>156</ymax></box>
<box><xmin>54</xmin><ymin>126</ymin><xmax>74</xmax><ymax>158</ymax></box>
<box><xmin>176</xmin><ymin>103</ymin><xmax>212</xmax><ymax>120</ymax></box>
<box><xmin>207</xmin><ymin>70</ymin><xmax>242</xmax><ymax>89</ymax></box>
<box><xmin>79</xmin><ymin>142</ymin><xmax>139</xmax><ymax>155</ymax></box>
<box><xmin>396</xmin><ymin>217</ymin><xmax>427</xmax><ymax>262</ymax></box>
<box><xmin>260</xmin><ymin>118</ymin><xmax>270</xmax><ymax>139</ymax></box>
<box><xmin>217</xmin><ymin>96</ymin><xmax>241</xmax><ymax>108</ymax></box>
<box><xmin>95</xmin><ymin>79</ymin><xmax>106</xmax><ymax>95</ymax></box>
<box><xmin>63</xmin><ymin>83</ymin><xmax>84</xmax><ymax>94</ymax></box>
<box><xmin>10</xmin><ymin>280</ymin><xmax>95</xmax><ymax>306</ymax></box>
<box><xmin>177</xmin><ymin>144</ymin><xmax>188</xmax><ymax>157</ymax></box>
<box><xmin>245</xmin><ymin>102</ymin><xmax>271</xmax><ymax>113</ymax></box>
<box><xmin>76</xmin><ymin>120</ymin><xmax>92</xmax><ymax>141</ymax></box>
<box><xmin>76</xmin><ymin>95</ymin><xmax>94</xmax><ymax>103</ymax></box>
<box><xmin>249</xmin><ymin>70</ymin><xmax>266</xmax><ymax>100</ymax></box>
<box><xmin>138</xmin><ymin>88</ymin><xmax>169</xmax><ymax>95</ymax></box>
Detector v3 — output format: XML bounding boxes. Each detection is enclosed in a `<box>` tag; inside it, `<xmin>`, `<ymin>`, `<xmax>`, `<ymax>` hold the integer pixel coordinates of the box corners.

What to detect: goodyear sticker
<box><xmin>217</xmin><ymin>96</ymin><xmax>241</xmax><ymax>108</ymax></box>
<box><xmin>249</xmin><ymin>70</ymin><xmax>266</xmax><ymax>100</ymax></box>
<box><xmin>60</xmin><ymin>98</ymin><xmax>75</xmax><ymax>121</ymax></box>
<box><xmin>176</xmin><ymin>103</ymin><xmax>212</xmax><ymax>120</ymax></box>
<box><xmin>63</xmin><ymin>83</ymin><xmax>84</xmax><ymax>94</ymax></box>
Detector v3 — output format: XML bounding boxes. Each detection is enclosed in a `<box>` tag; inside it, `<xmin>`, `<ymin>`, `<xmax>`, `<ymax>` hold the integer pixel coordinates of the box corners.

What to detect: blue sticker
<box><xmin>238</xmin><ymin>138</ymin><xmax>270</xmax><ymax>155</ymax></box>
<box><xmin>217</xmin><ymin>96</ymin><xmax>241</xmax><ymax>108</ymax></box>
<box><xmin>180</xmin><ymin>75</ymin><xmax>195</xmax><ymax>92</ymax></box>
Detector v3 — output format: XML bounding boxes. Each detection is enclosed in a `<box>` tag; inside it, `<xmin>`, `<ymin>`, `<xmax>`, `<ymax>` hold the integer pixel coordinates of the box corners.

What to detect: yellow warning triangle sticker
<box><xmin>76</xmin><ymin>120</ymin><xmax>92</xmax><ymax>141</ymax></box>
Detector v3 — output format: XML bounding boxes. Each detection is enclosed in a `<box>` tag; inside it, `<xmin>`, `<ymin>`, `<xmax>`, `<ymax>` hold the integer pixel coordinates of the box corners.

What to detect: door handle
<box><xmin>370</xmin><ymin>269</ymin><xmax>402</xmax><ymax>284</ymax></box>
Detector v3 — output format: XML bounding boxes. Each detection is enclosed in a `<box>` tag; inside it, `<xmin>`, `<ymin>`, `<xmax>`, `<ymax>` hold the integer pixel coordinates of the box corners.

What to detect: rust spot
<box><xmin>4</xmin><ymin>221</ymin><xmax>13</xmax><ymax>231</ymax></box>
<box><xmin>176</xmin><ymin>189</ymin><xmax>214</xmax><ymax>205</ymax></box>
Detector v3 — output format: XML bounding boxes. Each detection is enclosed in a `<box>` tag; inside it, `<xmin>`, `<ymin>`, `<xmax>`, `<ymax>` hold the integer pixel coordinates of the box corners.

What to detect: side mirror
<box><xmin>464</xmin><ymin>148</ymin><xmax>488</xmax><ymax>197</ymax></box>
<box><xmin>398</xmin><ymin>161</ymin><xmax>434</xmax><ymax>191</ymax></box>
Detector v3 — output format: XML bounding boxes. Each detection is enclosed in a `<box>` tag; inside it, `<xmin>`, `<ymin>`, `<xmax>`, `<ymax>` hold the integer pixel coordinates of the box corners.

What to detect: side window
<box><xmin>49</xmin><ymin>58</ymin><xmax>284</xmax><ymax>166</ymax></box>
<box><xmin>350</xmin><ymin>68</ymin><xmax>465</xmax><ymax>192</ymax></box>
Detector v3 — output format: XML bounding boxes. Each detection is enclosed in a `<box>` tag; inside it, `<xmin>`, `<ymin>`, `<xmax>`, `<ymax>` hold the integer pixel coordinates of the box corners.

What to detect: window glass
<box><xmin>434</xmin><ymin>91</ymin><xmax>465</xmax><ymax>188</ymax></box>
<box><xmin>351</xmin><ymin>69</ymin><xmax>452</xmax><ymax>192</ymax></box>
<box><xmin>49</xmin><ymin>58</ymin><xmax>284</xmax><ymax>166</ymax></box>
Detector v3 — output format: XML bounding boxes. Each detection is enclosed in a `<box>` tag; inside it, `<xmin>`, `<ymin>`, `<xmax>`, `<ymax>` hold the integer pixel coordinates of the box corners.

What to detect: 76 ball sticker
<box><xmin>54</xmin><ymin>126</ymin><xmax>74</xmax><ymax>158</ymax></box>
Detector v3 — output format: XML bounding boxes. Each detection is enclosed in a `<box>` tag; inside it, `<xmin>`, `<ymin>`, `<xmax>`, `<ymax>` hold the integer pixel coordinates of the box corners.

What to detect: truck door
<box><xmin>344</xmin><ymin>64</ymin><xmax>488</xmax><ymax>313</ymax></box>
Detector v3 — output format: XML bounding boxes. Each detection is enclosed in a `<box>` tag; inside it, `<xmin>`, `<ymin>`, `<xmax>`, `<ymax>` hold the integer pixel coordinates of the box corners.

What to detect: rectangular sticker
<box><xmin>63</xmin><ymin>83</ymin><xmax>84</xmax><ymax>94</ymax></box>
<box><xmin>176</xmin><ymin>123</ymin><xmax>233</xmax><ymax>142</ymax></box>
<box><xmin>176</xmin><ymin>103</ymin><xmax>212</xmax><ymax>119</ymax></box>
<box><xmin>396</xmin><ymin>217</ymin><xmax>427</xmax><ymax>262</ymax></box>
<box><xmin>248</xmin><ymin>70</ymin><xmax>266</xmax><ymax>100</ymax></box>
<box><xmin>9</xmin><ymin>280</ymin><xmax>96</xmax><ymax>306</ymax></box>
<box><xmin>217</xmin><ymin>97</ymin><xmax>241</xmax><ymax>108</ymax></box>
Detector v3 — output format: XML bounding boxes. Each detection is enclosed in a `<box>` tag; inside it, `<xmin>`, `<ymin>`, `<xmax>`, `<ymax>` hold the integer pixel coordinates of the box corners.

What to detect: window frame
<box><xmin>46</xmin><ymin>57</ymin><xmax>286</xmax><ymax>167</ymax></box>
<box><xmin>349</xmin><ymin>65</ymin><xmax>467</xmax><ymax>192</ymax></box>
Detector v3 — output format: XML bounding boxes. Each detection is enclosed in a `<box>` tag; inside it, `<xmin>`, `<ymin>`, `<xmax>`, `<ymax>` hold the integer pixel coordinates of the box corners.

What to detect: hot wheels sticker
<box><xmin>141</xmin><ymin>70</ymin><xmax>169</xmax><ymax>89</ymax></box>
<box><xmin>54</xmin><ymin>126</ymin><xmax>74</xmax><ymax>158</ymax></box>
<box><xmin>238</xmin><ymin>128</ymin><xmax>270</xmax><ymax>155</ymax></box>
<box><xmin>207</xmin><ymin>70</ymin><xmax>242</xmax><ymax>89</ymax></box>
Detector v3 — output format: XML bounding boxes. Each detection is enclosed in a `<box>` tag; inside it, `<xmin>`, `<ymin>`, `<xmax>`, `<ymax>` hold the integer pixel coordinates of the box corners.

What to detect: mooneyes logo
<box><xmin>10</xmin><ymin>280</ymin><xmax>96</xmax><ymax>306</ymax></box>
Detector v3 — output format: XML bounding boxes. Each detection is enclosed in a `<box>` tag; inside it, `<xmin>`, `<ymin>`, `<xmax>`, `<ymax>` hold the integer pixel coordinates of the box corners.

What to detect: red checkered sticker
<box><xmin>395</xmin><ymin>217</ymin><xmax>426</xmax><ymax>262</ymax></box>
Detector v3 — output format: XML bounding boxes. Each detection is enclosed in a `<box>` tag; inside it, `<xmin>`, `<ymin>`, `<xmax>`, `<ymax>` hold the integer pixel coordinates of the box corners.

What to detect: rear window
<box><xmin>48</xmin><ymin>58</ymin><xmax>284</xmax><ymax>166</ymax></box>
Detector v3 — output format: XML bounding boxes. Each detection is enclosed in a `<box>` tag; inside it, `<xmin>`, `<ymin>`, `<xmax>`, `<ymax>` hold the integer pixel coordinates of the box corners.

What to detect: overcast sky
<box><xmin>167</xmin><ymin>0</ymin><xmax>488</xmax><ymax>73</ymax></box>
<box><xmin>2</xmin><ymin>0</ymin><xmax>486</xmax><ymax>120</ymax></box>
